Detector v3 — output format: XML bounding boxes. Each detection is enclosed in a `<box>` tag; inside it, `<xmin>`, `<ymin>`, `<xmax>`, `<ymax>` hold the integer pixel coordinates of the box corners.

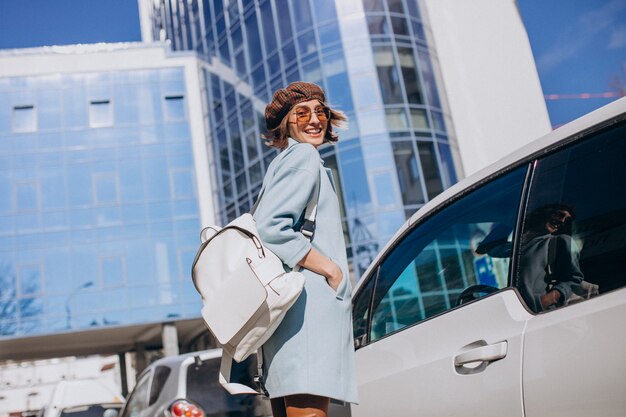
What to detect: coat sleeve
<box><xmin>552</xmin><ymin>235</ymin><xmax>585</xmax><ymax>304</ymax></box>
<box><xmin>253</xmin><ymin>143</ymin><xmax>320</xmax><ymax>268</ymax></box>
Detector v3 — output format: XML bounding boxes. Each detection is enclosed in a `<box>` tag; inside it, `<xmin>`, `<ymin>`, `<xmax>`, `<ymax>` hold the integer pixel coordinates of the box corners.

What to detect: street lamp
<box><xmin>65</xmin><ymin>281</ymin><xmax>94</xmax><ymax>330</ymax></box>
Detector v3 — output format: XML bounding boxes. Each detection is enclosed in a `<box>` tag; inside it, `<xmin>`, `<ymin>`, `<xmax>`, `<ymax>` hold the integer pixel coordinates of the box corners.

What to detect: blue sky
<box><xmin>0</xmin><ymin>0</ymin><xmax>140</xmax><ymax>47</ymax></box>
<box><xmin>518</xmin><ymin>0</ymin><xmax>626</xmax><ymax>127</ymax></box>
<box><xmin>0</xmin><ymin>0</ymin><xmax>624</xmax><ymax>128</ymax></box>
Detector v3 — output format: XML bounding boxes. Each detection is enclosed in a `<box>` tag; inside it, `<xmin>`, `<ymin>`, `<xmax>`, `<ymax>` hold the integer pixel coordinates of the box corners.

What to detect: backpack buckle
<box><xmin>254</xmin><ymin>374</ymin><xmax>269</xmax><ymax>397</ymax></box>
<box><xmin>301</xmin><ymin>220</ymin><xmax>316</xmax><ymax>238</ymax></box>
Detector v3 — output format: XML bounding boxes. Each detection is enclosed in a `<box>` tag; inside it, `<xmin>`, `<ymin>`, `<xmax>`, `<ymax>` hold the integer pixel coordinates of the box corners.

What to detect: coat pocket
<box><xmin>328</xmin><ymin>256</ymin><xmax>348</xmax><ymax>300</ymax></box>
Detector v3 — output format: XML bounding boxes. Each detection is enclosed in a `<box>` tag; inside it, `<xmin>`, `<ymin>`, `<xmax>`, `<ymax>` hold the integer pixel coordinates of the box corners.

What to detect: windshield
<box><xmin>60</xmin><ymin>404</ymin><xmax>122</xmax><ymax>417</ymax></box>
<box><xmin>186</xmin><ymin>356</ymin><xmax>270</xmax><ymax>416</ymax></box>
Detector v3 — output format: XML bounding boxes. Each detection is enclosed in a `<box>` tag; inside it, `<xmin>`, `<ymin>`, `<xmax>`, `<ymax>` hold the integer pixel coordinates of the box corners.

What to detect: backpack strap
<box><xmin>219</xmin><ymin>351</ymin><xmax>259</xmax><ymax>395</ymax></box>
<box><xmin>299</xmin><ymin>174</ymin><xmax>320</xmax><ymax>239</ymax></box>
<box><xmin>254</xmin><ymin>347</ymin><xmax>269</xmax><ymax>396</ymax></box>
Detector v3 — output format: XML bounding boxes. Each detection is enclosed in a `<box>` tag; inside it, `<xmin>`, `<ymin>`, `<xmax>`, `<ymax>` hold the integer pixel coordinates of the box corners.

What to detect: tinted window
<box><xmin>368</xmin><ymin>166</ymin><xmax>527</xmax><ymax>342</ymax></box>
<box><xmin>516</xmin><ymin>119</ymin><xmax>626</xmax><ymax>313</ymax></box>
<box><xmin>149</xmin><ymin>366</ymin><xmax>171</xmax><ymax>406</ymax></box>
<box><xmin>186</xmin><ymin>356</ymin><xmax>270</xmax><ymax>416</ymax></box>
<box><xmin>121</xmin><ymin>372</ymin><xmax>150</xmax><ymax>417</ymax></box>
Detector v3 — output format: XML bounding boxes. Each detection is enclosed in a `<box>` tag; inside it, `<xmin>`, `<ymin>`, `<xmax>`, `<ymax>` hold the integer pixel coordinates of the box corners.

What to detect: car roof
<box><xmin>138</xmin><ymin>348</ymin><xmax>222</xmax><ymax>376</ymax></box>
<box><xmin>353</xmin><ymin>96</ymin><xmax>626</xmax><ymax>294</ymax></box>
<box><xmin>62</xmin><ymin>403</ymin><xmax>123</xmax><ymax>410</ymax></box>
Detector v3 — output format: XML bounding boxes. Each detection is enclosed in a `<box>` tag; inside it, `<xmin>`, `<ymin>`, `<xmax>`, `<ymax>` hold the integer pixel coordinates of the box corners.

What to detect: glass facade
<box><xmin>151</xmin><ymin>0</ymin><xmax>460</xmax><ymax>279</ymax></box>
<box><xmin>0</xmin><ymin>68</ymin><xmax>202</xmax><ymax>337</ymax></box>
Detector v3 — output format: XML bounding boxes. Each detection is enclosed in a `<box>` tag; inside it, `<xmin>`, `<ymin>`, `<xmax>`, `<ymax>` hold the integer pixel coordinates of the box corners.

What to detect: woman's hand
<box><xmin>325</xmin><ymin>262</ymin><xmax>343</xmax><ymax>291</ymax></box>
<box><xmin>540</xmin><ymin>289</ymin><xmax>561</xmax><ymax>309</ymax></box>
<box><xmin>298</xmin><ymin>248</ymin><xmax>343</xmax><ymax>291</ymax></box>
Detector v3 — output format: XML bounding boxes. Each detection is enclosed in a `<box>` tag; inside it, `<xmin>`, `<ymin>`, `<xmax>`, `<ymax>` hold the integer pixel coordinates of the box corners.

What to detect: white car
<box><xmin>39</xmin><ymin>379</ymin><xmax>124</xmax><ymax>417</ymax></box>
<box><xmin>350</xmin><ymin>97</ymin><xmax>626</xmax><ymax>417</ymax></box>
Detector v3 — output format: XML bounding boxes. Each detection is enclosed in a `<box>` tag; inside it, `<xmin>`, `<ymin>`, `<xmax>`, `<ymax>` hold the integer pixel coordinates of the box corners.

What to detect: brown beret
<box><xmin>265</xmin><ymin>81</ymin><xmax>326</xmax><ymax>130</ymax></box>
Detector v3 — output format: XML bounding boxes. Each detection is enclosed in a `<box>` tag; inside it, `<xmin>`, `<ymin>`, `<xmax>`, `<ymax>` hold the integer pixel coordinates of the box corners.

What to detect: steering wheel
<box><xmin>455</xmin><ymin>284</ymin><xmax>500</xmax><ymax>306</ymax></box>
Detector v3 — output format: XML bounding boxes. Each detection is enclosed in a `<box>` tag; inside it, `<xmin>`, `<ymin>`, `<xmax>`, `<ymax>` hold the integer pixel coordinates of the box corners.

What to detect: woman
<box><xmin>518</xmin><ymin>204</ymin><xmax>584</xmax><ymax>312</ymax></box>
<box><xmin>252</xmin><ymin>82</ymin><xmax>358</xmax><ymax>417</ymax></box>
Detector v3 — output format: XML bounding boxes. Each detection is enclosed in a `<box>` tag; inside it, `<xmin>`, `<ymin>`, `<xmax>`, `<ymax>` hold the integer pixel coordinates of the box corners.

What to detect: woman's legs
<box><xmin>271</xmin><ymin>395</ymin><xmax>329</xmax><ymax>417</ymax></box>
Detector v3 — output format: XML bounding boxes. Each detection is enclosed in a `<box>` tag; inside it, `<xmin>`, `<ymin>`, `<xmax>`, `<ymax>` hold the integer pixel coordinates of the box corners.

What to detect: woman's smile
<box><xmin>289</xmin><ymin>99</ymin><xmax>328</xmax><ymax>147</ymax></box>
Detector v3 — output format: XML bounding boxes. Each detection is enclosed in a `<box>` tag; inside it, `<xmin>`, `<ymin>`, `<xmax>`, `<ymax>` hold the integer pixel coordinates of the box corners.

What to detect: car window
<box><xmin>148</xmin><ymin>366</ymin><xmax>171</xmax><ymax>406</ymax></box>
<box><xmin>120</xmin><ymin>372</ymin><xmax>151</xmax><ymax>417</ymax></box>
<box><xmin>186</xmin><ymin>356</ymin><xmax>270</xmax><ymax>416</ymax></box>
<box><xmin>516</xmin><ymin>119</ymin><xmax>626</xmax><ymax>313</ymax></box>
<box><xmin>368</xmin><ymin>166</ymin><xmax>527</xmax><ymax>342</ymax></box>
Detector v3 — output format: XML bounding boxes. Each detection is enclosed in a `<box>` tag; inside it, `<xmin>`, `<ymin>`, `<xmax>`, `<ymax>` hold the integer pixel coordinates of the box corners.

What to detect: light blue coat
<box><xmin>253</xmin><ymin>138</ymin><xmax>358</xmax><ymax>403</ymax></box>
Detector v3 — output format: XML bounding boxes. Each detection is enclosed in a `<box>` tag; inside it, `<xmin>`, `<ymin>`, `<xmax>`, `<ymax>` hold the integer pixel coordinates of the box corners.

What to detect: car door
<box><xmin>515</xmin><ymin>117</ymin><xmax>626</xmax><ymax>416</ymax></box>
<box><xmin>352</xmin><ymin>166</ymin><xmax>531</xmax><ymax>417</ymax></box>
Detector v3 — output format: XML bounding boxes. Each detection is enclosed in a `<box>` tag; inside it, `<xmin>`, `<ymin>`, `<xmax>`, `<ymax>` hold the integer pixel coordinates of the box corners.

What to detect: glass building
<box><xmin>0</xmin><ymin>45</ymin><xmax>209</xmax><ymax>340</ymax></box>
<box><xmin>145</xmin><ymin>0</ymin><xmax>461</xmax><ymax>279</ymax></box>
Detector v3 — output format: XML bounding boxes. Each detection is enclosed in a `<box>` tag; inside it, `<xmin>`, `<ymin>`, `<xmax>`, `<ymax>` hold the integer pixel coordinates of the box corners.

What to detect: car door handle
<box><xmin>454</xmin><ymin>341</ymin><xmax>508</xmax><ymax>366</ymax></box>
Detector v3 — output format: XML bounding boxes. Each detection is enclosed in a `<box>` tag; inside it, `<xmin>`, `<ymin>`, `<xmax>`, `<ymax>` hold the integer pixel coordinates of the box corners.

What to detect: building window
<box><xmin>373</xmin><ymin>46</ymin><xmax>403</xmax><ymax>104</ymax></box>
<box><xmin>13</xmin><ymin>105</ymin><xmax>37</xmax><ymax>132</ymax></box>
<box><xmin>170</xmin><ymin>169</ymin><xmax>195</xmax><ymax>198</ymax></box>
<box><xmin>367</xmin><ymin>15</ymin><xmax>390</xmax><ymax>35</ymax></box>
<box><xmin>393</xmin><ymin>141</ymin><xmax>425</xmax><ymax>205</ymax></box>
<box><xmin>164</xmin><ymin>95</ymin><xmax>186</xmax><ymax>121</ymax></box>
<box><xmin>89</xmin><ymin>100</ymin><xmax>113</xmax><ymax>127</ymax></box>
<box><xmin>385</xmin><ymin>108</ymin><xmax>409</xmax><ymax>131</ymax></box>
<box><xmin>398</xmin><ymin>47</ymin><xmax>424</xmax><ymax>104</ymax></box>
<box><xmin>100</xmin><ymin>256</ymin><xmax>125</xmax><ymax>287</ymax></box>
<box><xmin>410</xmin><ymin>109</ymin><xmax>429</xmax><ymax>130</ymax></box>
<box><xmin>417</xmin><ymin>142</ymin><xmax>444</xmax><ymax>200</ymax></box>
<box><xmin>94</xmin><ymin>174</ymin><xmax>119</xmax><ymax>204</ymax></box>
<box><xmin>18</xmin><ymin>264</ymin><xmax>42</xmax><ymax>296</ymax></box>
<box><xmin>178</xmin><ymin>248</ymin><xmax>197</xmax><ymax>280</ymax></box>
<box><xmin>16</xmin><ymin>181</ymin><xmax>39</xmax><ymax>210</ymax></box>
<box><xmin>373</xmin><ymin>172</ymin><xmax>397</xmax><ymax>207</ymax></box>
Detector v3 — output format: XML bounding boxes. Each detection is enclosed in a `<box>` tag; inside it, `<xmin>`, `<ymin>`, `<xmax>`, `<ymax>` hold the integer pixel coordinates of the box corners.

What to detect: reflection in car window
<box><xmin>369</xmin><ymin>166</ymin><xmax>527</xmax><ymax>342</ymax></box>
<box><xmin>516</xmin><ymin>120</ymin><xmax>626</xmax><ymax>313</ymax></box>
<box><xmin>121</xmin><ymin>372</ymin><xmax>151</xmax><ymax>417</ymax></box>
<box><xmin>148</xmin><ymin>366</ymin><xmax>171</xmax><ymax>406</ymax></box>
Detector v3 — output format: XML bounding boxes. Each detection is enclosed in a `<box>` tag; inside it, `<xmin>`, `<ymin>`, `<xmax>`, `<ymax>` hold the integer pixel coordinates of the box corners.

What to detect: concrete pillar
<box><xmin>162</xmin><ymin>323</ymin><xmax>179</xmax><ymax>357</ymax></box>
<box><xmin>118</xmin><ymin>352</ymin><xmax>128</xmax><ymax>397</ymax></box>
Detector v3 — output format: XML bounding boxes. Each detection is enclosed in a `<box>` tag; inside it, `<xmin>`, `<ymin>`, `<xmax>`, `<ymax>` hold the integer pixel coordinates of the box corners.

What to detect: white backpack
<box><xmin>191</xmin><ymin>169</ymin><xmax>319</xmax><ymax>395</ymax></box>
